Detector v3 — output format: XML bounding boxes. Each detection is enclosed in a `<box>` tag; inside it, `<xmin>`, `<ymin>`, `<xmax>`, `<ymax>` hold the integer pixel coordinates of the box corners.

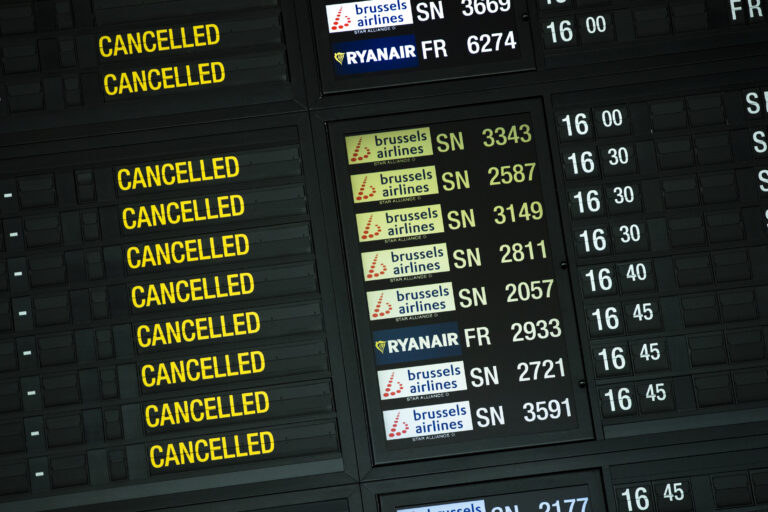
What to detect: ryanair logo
<box><xmin>332</xmin><ymin>35</ymin><xmax>418</xmax><ymax>76</ymax></box>
<box><xmin>373</xmin><ymin>322</ymin><xmax>461</xmax><ymax>365</ymax></box>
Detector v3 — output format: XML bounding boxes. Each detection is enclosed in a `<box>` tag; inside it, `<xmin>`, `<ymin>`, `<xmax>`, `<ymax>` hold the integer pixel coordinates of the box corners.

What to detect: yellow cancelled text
<box><xmin>99</xmin><ymin>24</ymin><xmax>220</xmax><ymax>58</ymax></box>
<box><xmin>117</xmin><ymin>155</ymin><xmax>239</xmax><ymax>192</ymax></box>
<box><xmin>141</xmin><ymin>350</ymin><xmax>265</xmax><ymax>388</ymax></box>
<box><xmin>131</xmin><ymin>272</ymin><xmax>254</xmax><ymax>309</ymax></box>
<box><xmin>103</xmin><ymin>61</ymin><xmax>225</xmax><ymax>96</ymax></box>
<box><xmin>149</xmin><ymin>431</ymin><xmax>274</xmax><ymax>469</ymax></box>
<box><xmin>136</xmin><ymin>311</ymin><xmax>260</xmax><ymax>349</ymax></box>
<box><xmin>144</xmin><ymin>390</ymin><xmax>269</xmax><ymax>428</ymax></box>
<box><xmin>126</xmin><ymin>233</ymin><xmax>249</xmax><ymax>270</ymax></box>
<box><xmin>122</xmin><ymin>194</ymin><xmax>244</xmax><ymax>231</ymax></box>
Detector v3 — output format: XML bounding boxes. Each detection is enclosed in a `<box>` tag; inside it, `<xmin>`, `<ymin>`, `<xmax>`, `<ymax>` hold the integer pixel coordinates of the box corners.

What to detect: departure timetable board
<box><xmin>1</xmin><ymin>0</ymin><xmax>768</xmax><ymax>511</ymax></box>
<box><xmin>328</xmin><ymin>102</ymin><xmax>591</xmax><ymax>463</ymax></box>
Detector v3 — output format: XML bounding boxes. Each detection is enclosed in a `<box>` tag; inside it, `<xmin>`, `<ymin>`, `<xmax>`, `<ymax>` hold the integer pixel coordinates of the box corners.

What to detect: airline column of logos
<box><xmin>0</xmin><ymin>120</ymin><xmax>343</xmax><ymax>504</ymax></box>
<box><xmin>313</xmin><ymin>0</ymin><xmax>535</xmax><ymax>92</ymax></box>
<box><xmin>551</xmin><ymin>80</ymin><xmax>768</xmax><ymax>438</ymax></box>
<box><xmin>329</xmin><ymin>101</ymin><xmax>592</xmax><ymax>463</ymax></box>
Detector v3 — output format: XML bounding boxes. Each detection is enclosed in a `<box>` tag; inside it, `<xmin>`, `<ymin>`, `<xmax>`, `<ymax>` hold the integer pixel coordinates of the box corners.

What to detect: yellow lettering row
<box><xmin>99</xmin><ymin>24</ymin><xmax>220</xmax><ymax>58</ymax></box>
<box><xmin>149</xmin><ymin>431</ymin><xmax>273</xmax><ymax>469</ymax></box>
<box><xmin>136</xmin><ymin>311</ymin><xmax>260</xmax><ymax>349</ymax></box>
<box><xmin>118</xmin><ymin>156</ymin><xmax>239</xmax><ymax>192</ymax></box>
<box><xmin>145</xmin><ymin>390</ymin><xmax>269</xmax><ymax>429</ymax></box>
<box><xmin>131</xmin><ymin>272</ymin><xmax>253</xmax><ymax>309</ymax></box>
<box><xmin>122</xmin><ymin>194</ymin><xmax>244</xmax><ymax>231</ymax></box>
<box><xmin>126</xmin><ymin>233</ymin><xmax>249</xmax><ymax>270</ymax></box>
<box><xmin>141</xmin><ymin>350</ymin><xmax>264</xmax><ymax>388</ymax></box>
<box><xmin>104</xmin><ymin>61</ymin><xmax>225</xmax><ymax>96</ymax></box>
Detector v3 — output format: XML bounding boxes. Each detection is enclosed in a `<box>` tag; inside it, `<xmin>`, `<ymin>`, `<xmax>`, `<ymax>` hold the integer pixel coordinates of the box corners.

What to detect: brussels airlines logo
<box><xmin>366</xmin><ymin>282</ymin><xmax>455</xmax><ymax>321</ymax></box>
<box><xmin>382</xmin><ymin>401</ymin><xmax>473</xmax><ymax>440</ymax></box>
<box><xmin>350</xmin><ymin>165</ymin><xmax>438</xmax><ymax>203</ymax></box>
<box><xmin>377</xmin><ymin>361</ymin><xmax>467</xmax><ymax>400</ymax></box>
<box><xmin>355</xmin><ymin>204</ymin><xmax>444</xmax><ymax>243</ymax></box>
<box><xmin>397</xmin><ymin>501</ymin><xmax>486</xmax><ymax>512</ymax></box>
<box><xmin>373</xmin><ymin>322</ymin><xmax>462</xmax><ymax>365</ymax></box>
<box><xmin>332</xmin><ymin>35</ymin><xmax>418</xmax><ymax>76</ymax></box>
<box><xmin>361</xmin><ymin>243</ymin><xmax>449</xmax><ymax>281</ymax></box>
<box><xmin>345</xmin><ymin>127</ymin><xmax>432</xmax><ymax>165</ymax></box>
<box><xmin>326</xmin><ymin>1</ymin><xmax>413</xmax><ymax>33</ymax></box>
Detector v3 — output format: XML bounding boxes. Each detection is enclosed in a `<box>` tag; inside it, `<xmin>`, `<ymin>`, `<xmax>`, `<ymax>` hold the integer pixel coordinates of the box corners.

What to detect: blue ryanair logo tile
<box><xmin>373</xmin><ymin>321</ymin><xmax>462</xmax><ymax>366</ymax></box>
<box><xmin>332</xmin><ymin>35</ymin><xmax>418</xmax><ymax>76</ymax></box>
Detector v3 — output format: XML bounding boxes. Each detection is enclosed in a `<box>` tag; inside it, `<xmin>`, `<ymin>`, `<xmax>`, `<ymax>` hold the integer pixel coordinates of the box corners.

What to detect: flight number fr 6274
<box><xmin>466</xmin><ymin>31</ymin><xmax>518</xmax><ymax>54</ymax></box>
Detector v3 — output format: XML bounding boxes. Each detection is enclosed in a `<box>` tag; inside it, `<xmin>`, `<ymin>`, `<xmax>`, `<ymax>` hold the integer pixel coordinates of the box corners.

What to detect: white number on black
<box><xmin>461</xmin><ymin>0</ymin><xmax>512</xmax><ymax>16</ymax></box>
<box><xmin>639</xmin><ymin>342</ymin><xmax>661</xmax><ymax>361</ymax></box>
<box><xmin>621</xmin><ymin>487</ymin><xmax>650</xmax><ymax>511</ymax></box>
<box><xmin>600</xmin><ymin>108</ymin><xmax>623</xmax><ymax>128</ymax></box>
<box><xmin>579</xmin><ymin>228</ymin><xmax>608</xmax><ymax>252</ymax></box>
<box><xmin>566</xmin><ymin>150</ymin><xmax>596</xmax><ymax>175</ymax></box>
<box><xmin>539</xmin><ymin>498</ymin><xmax>589</xmax><ymax>512</ymax></box>
<box><xmin>573</xmin><ymin>189</ymin><xmax>601</xmax><ymax>214</ymax></box>
<box><xmin>592</xmin><ymin>306</ymin><xmax>620</xmax><ymax>332</ymax></box>
<box><xmin>585</xmin><ymin>267</ymin><xmax>613</xmax><ymax>292</ymax></box>
<box><xmin>597</xmin><ymin>346</ymin><xmax>626</xmax><ymax>371</ymax></box>
<box><xmin>619</xmin><ymin>224</ymin><xmax>641</xmax><ymax>243</ymax></box>
<box><xmin>585</xmin><ymin>15</ymin><xmax>608</xmax><ymax>34</ymax></box>
<box><xmin>607</xmin><ymin>146</ymin><xmax>630</xmax><ymax>165</ymax></box>
<box><xmin>518</xmin><ymin>358</ymin><xmax>566</xmax><ymax>381</ymax></box>
<box><xmin>632</xmin><ymin>303</ymin><xmax>654</xmax><ymax>321</ymax></box>
<box><xmin>645</xmin><ymin>382</ymin><xmax>667</xmax><ymax>402</ymax></box>
<box><xmin>663</xmin><ymin>482</ymin><xmax>685</xmax><ymax>502</ymax></box>
<box><xmin>612</xmin><ymin>185</ymin><xmax>635</xmax><ymax>204</ymax></box>
<box><xmin>605</xmin><ymin>387</ymin><xmax>633</xmax><ymax>412</ymax></box>
<box><xmin>545</xmin><ymin>19</ymin><xmax>575</xmax><ymax>44</ymax></box>
<box><xmin>467</xmin><ymin>31</ymin><xmax>517</xmax><ymax>54</ymax></box>
<box><xmin>561</xmin><ymin>112</ymin><xmax>589</xmax><ymax>136</ymax></box>
<box><xmin>625</xmin><ymin>263</ymin><xmax>648</xmax><ymax>281</ymax></box>
<box><xmin>523</xmin><ymin>398</ymin><xmax>572</xmax><ymax>422</ymax></box>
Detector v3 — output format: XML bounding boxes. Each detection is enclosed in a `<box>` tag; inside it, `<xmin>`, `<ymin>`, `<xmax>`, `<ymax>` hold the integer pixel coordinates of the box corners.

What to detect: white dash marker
<box><xmin>35</xmin><ymin>472</ymin><xmax>44</xmax><ymax>478</ymax></box>
<box><xmin>13</xmin><ymin>271</ymin><xmax>22</xmax><ymax>277</ymax></box>
<box><xmin>22</xmin><ymin>350</ymin><xmax>31</xmax><ymax>356</ymax></box>
<box><xmin>9</xmin><ymin>232</ymin><xmax>18</xmax><ymax>237</ymax></box>
<box><xmin>3</xmin><ymin>193</ymin><xmax>11</xmax><ymax>198</ymax></box>
<box><xmin>30</xmin><ymin>431</ymin><xmax>39</xmax><ymax>437</ymax></box>
<box><xmin>26</xmin><ymin>390</ymin><xmax>36</xmax><ymax>396</ymax></box>
<box><xmin>18</xmin><ymin>310</ymin><xmax>27</xmax><ymax>317</ymax></box>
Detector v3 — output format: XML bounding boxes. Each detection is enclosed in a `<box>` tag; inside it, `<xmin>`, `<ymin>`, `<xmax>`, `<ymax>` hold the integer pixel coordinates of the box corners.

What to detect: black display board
<box><xmin>1</xmin><ymin>0</ymin><xmax>768</xmax><ymax>511</ymax></box>
<box><xmin>328</xmin><ymin>101</ymin><xmax>591</xmax><ymax>463</ymax></box>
